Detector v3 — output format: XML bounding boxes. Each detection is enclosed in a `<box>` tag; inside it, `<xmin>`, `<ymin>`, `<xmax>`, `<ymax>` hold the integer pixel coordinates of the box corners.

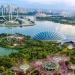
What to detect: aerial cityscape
<box><xmin>0</xmin><ymin>0</ymin><xmax>75</xmax><ymax>75</ymax></box>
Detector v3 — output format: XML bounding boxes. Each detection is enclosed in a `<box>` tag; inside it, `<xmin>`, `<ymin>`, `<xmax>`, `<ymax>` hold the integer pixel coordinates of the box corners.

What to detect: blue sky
<box><xmin>0</xmin><ymin>0</ymin><xmax>75</xmax><ymax>10</ymax></box>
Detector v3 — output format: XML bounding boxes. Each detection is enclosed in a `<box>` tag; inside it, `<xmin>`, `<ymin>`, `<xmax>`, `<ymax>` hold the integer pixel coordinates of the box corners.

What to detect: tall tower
<box><xmin>1</xmin><ymin>5</ymin><xmax>3</xmax><ymax>16</ymax></box>
<box><xmin>17</xmin><ymin>7</ymin><xmax>19</xmax><ymax>18</ymax></box>
<box><xmin>7</xmin><ymin>3</ymin><xmax>14</xmax><ymax>21</ymax></box>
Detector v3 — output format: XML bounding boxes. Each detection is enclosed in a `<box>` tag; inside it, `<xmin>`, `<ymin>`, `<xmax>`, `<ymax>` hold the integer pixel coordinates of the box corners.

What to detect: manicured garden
<box><xmin>0</xmin><ymin>33</ymin><xmax>75</xmax><ymax>75</ymax></box>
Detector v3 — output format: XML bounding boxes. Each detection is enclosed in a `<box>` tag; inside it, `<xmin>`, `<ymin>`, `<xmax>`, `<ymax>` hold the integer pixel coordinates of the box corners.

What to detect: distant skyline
<box><xmin>0</xmin><ymin>0</ymin><xmax>75</xmax><ymax>10</ymax></box>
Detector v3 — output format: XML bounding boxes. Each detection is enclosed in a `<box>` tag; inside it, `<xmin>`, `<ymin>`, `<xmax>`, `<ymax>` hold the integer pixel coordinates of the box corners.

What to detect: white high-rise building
<box><xmin>1</xmin><ymin>3</ymin><xmax>15</xmax><ymax>14</ymax></box>
<box><xmin>7</xmin><ymin>3</ymin><xmax>14</xmax><ymax>13</ymax></box>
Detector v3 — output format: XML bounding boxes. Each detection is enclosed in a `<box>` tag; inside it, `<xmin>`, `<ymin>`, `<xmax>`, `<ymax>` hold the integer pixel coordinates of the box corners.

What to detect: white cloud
<box><xmin>64</xmin><ymin>0</ymin><xmax>75</xmax><ymax>6</ymax></box>
<box><xmin>21</xmin><ymin>0</ymin><xmax>75</xmax><ymax>6</ymax></box>
<box><xmin>21</xmin><ymin>0</ymin><xmax>61</xmax><ymax>4</ymax></box>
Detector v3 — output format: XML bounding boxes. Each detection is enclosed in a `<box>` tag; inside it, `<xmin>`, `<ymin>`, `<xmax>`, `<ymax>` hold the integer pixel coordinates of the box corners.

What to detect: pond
<box><xmin>0</xmin><ymin>47</ymin><xmax>17</xmax><ymax>56</ymax></box>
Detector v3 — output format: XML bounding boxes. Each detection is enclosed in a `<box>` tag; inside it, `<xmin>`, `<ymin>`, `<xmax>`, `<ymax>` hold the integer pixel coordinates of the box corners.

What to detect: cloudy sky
<box><xmin>0</xmin><ymin>0</ymin><xmax>75</xmax><ymax>10</ymax></box>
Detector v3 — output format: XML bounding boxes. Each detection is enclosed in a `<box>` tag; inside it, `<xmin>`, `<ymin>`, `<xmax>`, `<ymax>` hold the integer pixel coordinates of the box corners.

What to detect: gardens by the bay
<box><xmin>0</xmin><ymin>33</ymin><xmax>75</xmax><ymax>75</ymax></box>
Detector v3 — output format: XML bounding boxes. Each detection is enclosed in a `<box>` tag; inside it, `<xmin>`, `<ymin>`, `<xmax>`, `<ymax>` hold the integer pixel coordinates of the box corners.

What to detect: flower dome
<box><xmin>32</xmin><ymin>30</ymin><xmax>66</xmax><ymax>41</ymax></box>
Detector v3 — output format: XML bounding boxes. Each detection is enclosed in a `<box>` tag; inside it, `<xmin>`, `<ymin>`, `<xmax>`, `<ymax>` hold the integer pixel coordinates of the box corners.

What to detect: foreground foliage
<box><xmin>0</xmin><ymin>33</ymin><xmax>75</xmax><ymax>75</ymax></box>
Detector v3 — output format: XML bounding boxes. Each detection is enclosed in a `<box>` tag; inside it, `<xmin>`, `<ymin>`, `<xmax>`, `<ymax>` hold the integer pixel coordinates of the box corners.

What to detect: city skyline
<box><xmin>0</xmin><ymin>0</ymin><xmax>75</xmax><ymax>10</ymax></box>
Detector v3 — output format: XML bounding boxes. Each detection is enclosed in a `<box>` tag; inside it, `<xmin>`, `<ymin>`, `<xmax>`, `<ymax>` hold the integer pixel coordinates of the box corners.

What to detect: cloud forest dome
<box><xmin>32</xmin><ymin>30</ymin><xmax>67</xmax><ymax>41</ymax></box>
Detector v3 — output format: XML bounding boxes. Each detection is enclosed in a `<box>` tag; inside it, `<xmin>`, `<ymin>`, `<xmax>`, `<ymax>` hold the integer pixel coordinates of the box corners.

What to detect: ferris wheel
<box><xmin>1</xmin><ymin>3</ymin><xmax>19</xmax><ymax>21</ymax></box>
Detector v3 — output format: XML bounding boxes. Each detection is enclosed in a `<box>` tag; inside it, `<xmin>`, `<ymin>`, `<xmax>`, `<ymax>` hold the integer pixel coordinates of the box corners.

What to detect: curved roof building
<box><xmin>32</xmin><ymin>30</ymin><xmax>66</xmax><ymax>41</ymax></box>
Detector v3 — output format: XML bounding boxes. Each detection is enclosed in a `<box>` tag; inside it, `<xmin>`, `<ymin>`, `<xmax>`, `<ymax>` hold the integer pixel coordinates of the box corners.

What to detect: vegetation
<box><xmin>0</xmin><ymin>33</ymin><xmax>75</xmax><ymax>74</ymax></box>
<box><xmin>36</xmin><ymin>16</ymin><xmax>75</xmax><ymax>25</ymax></box>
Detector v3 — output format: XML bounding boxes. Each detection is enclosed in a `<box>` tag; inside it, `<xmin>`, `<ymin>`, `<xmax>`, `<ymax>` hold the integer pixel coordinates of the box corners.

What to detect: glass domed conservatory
<box><xmin>32</xmin><ymin>30</ymin><xmax>66</xmax><ymax>41</ymax></box>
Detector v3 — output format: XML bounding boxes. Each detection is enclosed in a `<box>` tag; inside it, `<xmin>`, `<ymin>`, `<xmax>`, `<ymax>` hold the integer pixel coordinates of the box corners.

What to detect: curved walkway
<box><xmin>27</xmin><ymin>67</ymin><xmax>40</xmax><ymax>75</ymax></box>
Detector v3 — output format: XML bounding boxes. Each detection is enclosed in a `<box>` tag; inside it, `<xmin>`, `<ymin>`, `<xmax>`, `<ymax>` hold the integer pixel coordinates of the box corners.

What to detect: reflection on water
<box><xmin>0</xmin><ymin>47</ymin><xmax>17</xmax><ymax>56</ymax></box>
<box><xmin>0</xmin><ymin>16</ymin><xmax>75</xmax><ymax>41</ymax></box>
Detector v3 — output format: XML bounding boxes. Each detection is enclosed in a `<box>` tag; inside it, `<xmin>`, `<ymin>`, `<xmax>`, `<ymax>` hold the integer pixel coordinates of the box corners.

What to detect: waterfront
<box><xmin>0</xmin><ymin>1</ymin><xmax>75</xmax><ymax>75</ymax></box>
<box><xmin>0</xmin><ymin>16</ymin><xmax>75</xmax><ymax>41</ymax></box>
